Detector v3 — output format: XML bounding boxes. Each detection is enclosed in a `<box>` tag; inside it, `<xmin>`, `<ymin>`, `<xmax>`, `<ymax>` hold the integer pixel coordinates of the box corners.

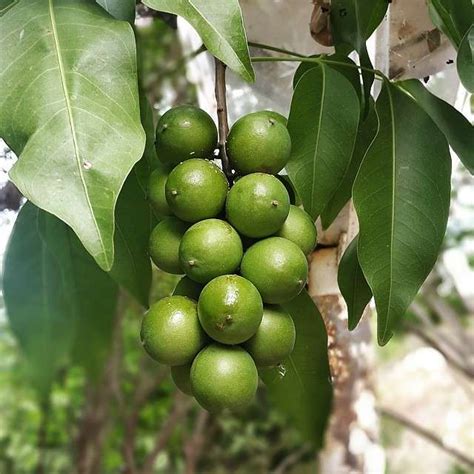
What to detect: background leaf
<box><xmin>338</xmin><ymin>236</ymin><xmax>372</xmax><ymax>330</ymax></box>
<box><xmin>457</xmin><ymin>26</ymin><xmax>474</xmax><ymax>93</ymax></box>
<box><xmin>3</xmin><ymin>203</ymin><xmax>118</xmax><ymax>395</ymax></box>
<box><xmin>96</xmin><ymin>0</ymin><xmax>135</xmax><ymax>23</ymax></box>
<box><xmin>399</xmin><ymin>79</ymin><xmax>474</xmax><ymax>174</ymax></box>
<box><xmin>287</xmin><ymin>65</ymin><xmax>360</xmax><ymax>220</ymax></box>
<box><xmin>0</xmin><ymin>0</ymin><xmax>145</xmax><ymax>270</ymax></box>
<box><xmin>260</xmin><ymin>290</ymin><xmax>332</xmax><ymax>447</ymax></box>
<box><xmin>353</xmin><ymin>82</ymin><xmax>451</xmax><ymax>345</ymax></box>
<box><xmin>143</xmin><ymin>0</ymin><xmax>255</xmax><ymax>82</ymax></box>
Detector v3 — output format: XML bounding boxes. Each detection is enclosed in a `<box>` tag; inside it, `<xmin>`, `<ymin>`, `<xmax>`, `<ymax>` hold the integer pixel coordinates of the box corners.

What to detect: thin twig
<box><xmin>184</xmin><ymin>409</ymin><xmax>210</xmax><ymax>474</ymax></box>
<box><xmin>272</xmin><ymin>444</ymin><xmax>311</xmax><ymax>474</ymax></box>
<box><xmin>248</xmin><ymin>41</ymin><xmax>305</xmax><ymax>58</ymax></box>
<box><xmin>214</xmin><ymin>58</ymin><xmax>233</xmax><ymax>182</ymax></box>
<box><xmin>379</xmin><ymin>406</ymin><xmax>474</xmax><ymax>470</ymax></box>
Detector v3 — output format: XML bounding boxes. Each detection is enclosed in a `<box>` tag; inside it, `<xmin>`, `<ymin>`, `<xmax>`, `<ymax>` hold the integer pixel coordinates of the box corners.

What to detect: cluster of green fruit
<box><xmin>141</xmin><ymin>105</ymin><xmax>317</xmax><ymax>412</ymax></box>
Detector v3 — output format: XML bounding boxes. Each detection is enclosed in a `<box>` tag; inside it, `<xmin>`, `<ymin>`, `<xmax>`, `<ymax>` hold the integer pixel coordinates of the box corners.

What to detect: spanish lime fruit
<box><xmin>275</xmin><ymin>205</ymin><xmax>317</xmax><ymax>255</ymax></box>
<box><xmin>149</xmin><ymin>217</ymin><xmax>188</xmax><ymax>274</ymax></box>
<box><xmin>240</xmin><ymin>237</ymin><xmax>308</xmax><ymax>304</ymax></box>
<box><xmin>171</xmin><ymin>364</ymin><xmax>193</xmax><ymax>395</ymax></box>
<box><xmin>198</xmin><ymin>275</ymin><xmax>263</xmax><ymax>344</ymax></box>
<box><xmin>244</xmin><ymin>306</ymin><xmax>296</xmax><ymax>366</ymax></box>
<box><xmin>226</xmin><ymin>173</ymin><xmax>290</xmax><ymax>238</ymax></box>
<box><xmin>260</xmin><ymin>110</ymin><xmax>288</xmax><ymax>127</ymax></box>
<box><xmin>140</xmin><ymin>296</ymin><xmax>206</xmax><ymax>366</ymax></box>
<box><xmin>227</xmin><ymin>111</ymin><xmax>291</xmax><ymax>174</ymax></box>
<box><xmin>173</xmin><ymin>276</ymin><xmax>203</xmax><ymax>301</ymax></box>
<box><xmin>165</xmin><ymin>159</ymin><xmax>228</xmax><ymax>222</ymax></box>
<box><xmin>148</xmin><ymin>167</ymin><xmax>171</xmax><ymax>217</ymax></box>
<box><xmin>191</xmin><ymin>344</ymin><xmax>258</xmax><ymax>412</ymax></box>
<box><xmin>155</xmin><ymin>105</ymin><xmax>217</xmax><ymax>166</ymax></box>
<box><xmin>179</xmin><ymin>219</ymin><xmax>243</xmax><ymax>283</ymax></box>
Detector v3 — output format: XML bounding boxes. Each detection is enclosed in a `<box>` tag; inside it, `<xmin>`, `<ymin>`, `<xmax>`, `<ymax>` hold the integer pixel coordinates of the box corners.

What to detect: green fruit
<box><xmin>148</xmin><ymin>168</ymin><xmax>172</xmax><ymax>217</ymax></box>
<box><xmin>226</xmin><ymin>173</ymin><xmax>290</xmax><ymax>238</ymax></box>
<box><xmin>275</xmin><ymin>205</ymin><xmax>317</xmax><ymax>255</ymax></box>
<box><xmin>173</xmin><ymin>276</ymin><xmax>203</xmax><ymax>301</ymax></box>
<box><xmin>140</xmin><ymin>296</ymin><xmax>206</xmax><ymax>365</ymax></box>
<box><xmin>149</xmin><ymin>217</ymin><xmax>188</xmax><ymax>274</ymax></box>
<box><xmin>171</xmin><ymin>364</ymin><xmax>193</xmax><ymax>395</ymax></box>
<box><xmin>260</xmin><ymin>110</ymin><xmax>288</xmax><ymax>127</ymax></box>
<box><xmin>155</xmin><ymin>105</ymin><xmax>217</xmax><ymax>166</ymax></box>
<box><xmin>240</xmin><ymin>237</ymin><xmax>308</xmax><ymax>304</ymax></box>
<box><xmin>179</xmin><ymin>219</ymin><xmax>243</xmax><ymax>284</ymax></box>
<box><xmin>227</xmin><ymin>111</ymin><xmax>291</xmax><ymax>174</ymax></box>
<box><xmin>165</xmin><ymin>159</ymin><xmax>228</xmax><ymax>222</ymax></box>
<box><xmin>198</xmin><ymin>275</ymin><xmax>263</xmax><ymax>344</ymax></box>
<box><xmin>191</xmin><ymin>344</ymin><xmax>258</xmax><ymax>412</ymax></box>
<box><xmin>243</xmin><ymin>306</ymin><xmax>296</xmax><ymax>366</ymax></box>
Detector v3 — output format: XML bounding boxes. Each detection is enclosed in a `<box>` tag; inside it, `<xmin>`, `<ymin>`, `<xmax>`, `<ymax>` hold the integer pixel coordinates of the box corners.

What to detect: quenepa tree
<box><xmin>1</xmin><ymin>0</ymin><xmax>473</xmax><ymax>458</ymax></box>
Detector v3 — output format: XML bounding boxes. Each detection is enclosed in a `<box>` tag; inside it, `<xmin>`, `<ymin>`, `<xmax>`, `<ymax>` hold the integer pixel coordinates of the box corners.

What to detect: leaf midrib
<box><xmin>48</xmin><ymin>0</ymin><xmax>108</xmax><ymax>267</ymax></box>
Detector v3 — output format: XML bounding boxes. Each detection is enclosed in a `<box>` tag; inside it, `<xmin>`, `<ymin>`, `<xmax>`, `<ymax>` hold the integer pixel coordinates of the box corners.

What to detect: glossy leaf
<box><xmin>0</xmin><ymin>0</ymin><xmax>145</xmax><ymax>270</ymax></box>
<box><xmin>287</xmin><ymin>65</ymin><xmax>360</xmax><ymax>220</ymax></box>
<box><xmin>399</xmin><ymin>79</ymin><xmax>474</xmax><ymax>174</ymax></box>
<box><xmin>260</xmin><ymin>290</ymin><xmax>332</xmax><ymax>446</ymax></box>
<box><xmin>321</xmin><ymin>99</ymin><xmax>378</xmax><ymax>228</ymax></box>
<box><xmin>96</xmin><ymin>0</ymin><xmax>136</xmax><ymax>23</ymax></box>
<box><xmin>3</xmin><ymin>203</ymin><xmax>118</xmax><ymax>395</ymax></box>
<box><xmin>143</xmin><ymin>0</ymin><xmax>255</xmax><ymax>82</ymax></box>
<box><xmin>338</xmin><ymin>236</ymin><xmax>372</xmax><ymax>330</ymax></box>
<box><xmin>353</xmin><ymin>82</ymin><xmax>451</xmax><ymax>345</ymax></box>
<box><xmin>457</xmin><ymin>26</ymin><xmax>474</xmax><ymax>93</ymax></box>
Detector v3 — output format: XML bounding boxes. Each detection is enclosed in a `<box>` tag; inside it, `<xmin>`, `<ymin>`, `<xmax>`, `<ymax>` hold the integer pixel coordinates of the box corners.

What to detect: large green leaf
<box><xmin>96</xmin><ymin>0</ymin><xmax>135</xmax><ymax>23</ymax></box>
<box><xmin>321</xmin><ymin>99</ymin><xmax>378</xmax><ymax>228</ymax></box>
<box><xmin>427</xmin><ymin>0</ymin><xmax>473</xmax><ymax>49</ymax></box>
<box><xmin>338</xmin><ymin>236</ymin><xmax>372</xmax><ymax>331</ymax></box>
<box><xmin>287</xmin><ymin>65</ymin><xmax>360</xmax><ymax>220</ymax></box>
<box><xmin>143</xmin><ymin>0</ymin><xmax>255</xmax><ymax>82</ymax></box>
<box><xmin>353</xmin><ymin>82</ymin><xmax>451</xmax><ymax>345</ymax></box>
<box><xmin>260</xmin><ymin>290</ymin><xmax>332</xmax><ymax>446</ymax></box>
<box><xmin>3</xmin><ymin>202</ymin><xmax>118</xmax><ymax>395</ymax></box>
<box><xmin>457</xmin><ymin>26</ymin><xmax>474</xmax><ymax>93</ymax></box>
<box><xmin>399</xmin><ymin>79</ymin><xmax>474</xmax><ymax>174</ymax></box>
<box><xmin>0</xmin><ymin>0</ymin><xmax>145</xmax><ymax>271</ymax></box>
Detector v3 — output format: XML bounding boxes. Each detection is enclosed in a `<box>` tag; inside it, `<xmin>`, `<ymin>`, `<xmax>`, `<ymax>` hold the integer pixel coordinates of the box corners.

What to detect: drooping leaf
<box><xmin>427</xmin><ymin>0</ymin><xmax>473</xmax><ymax>49</ymax></box>
<box><xmin>321</xmin><ymin>98</ymin><xmax>378</xmax><ymax>228</ymax></box>
<box><xmin>143</xmin><ymin>0</ymin><xmax>255</xmax><ymax>82</ymax></box>
<box><xmin>457</xmin><ymin>26</ymin><xmax>474</xmax><ymax>93</ymax></box>
<box><xmin>96</xmin><ymin>0</ymin><xmax>136</xmax><ymax>23</ymax></box>
<box><xmin>399</xmin><ymin>79</ymin><xmax>474</xmax><ymax>174</ymax></box>
<box><xmin>353</xmin><ymin>81</ymin><xmax>451</xmax><ymax>345</ymax></box>
<box><xmin>338</xmin><ymin>236</ymin><xmax>372</xmax><ymax>330</ymax></box>
<box><xmin>3</xmin><ymin>202</ymin><xmax>118</xmax><ymax>395</ymax></box>
<box><xmin>260</xmin><ymin>290</ymin><xmax>332</xmax><ymax>447</ymax></box>
<box><xmin>287</xmin><ymin>65</ymin><xmax>360</xmax><ymax>220</ymax></box>
<box><xmin>0</xmin><ymin>0</ymin><xmax>145</xmax><ymax>271</ymax></box>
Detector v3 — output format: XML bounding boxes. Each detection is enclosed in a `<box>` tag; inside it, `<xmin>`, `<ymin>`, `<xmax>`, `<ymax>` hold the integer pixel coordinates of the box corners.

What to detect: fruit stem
<box><xmin>214</xmin><ymin>58</ymin><xmax>233</xmax><ymax>182</ymax></box>
<box><xmin>248</xmin><ymin>41</ymin><xmax>305</xmax><ymax>58</ymax></box>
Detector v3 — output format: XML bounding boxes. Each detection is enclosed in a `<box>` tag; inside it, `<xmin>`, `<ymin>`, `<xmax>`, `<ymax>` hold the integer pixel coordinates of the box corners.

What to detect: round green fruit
<box><xmin>171</xmin><ymin>364</ymin><xmax>193</xmax><ymax>395</ymax></box>
<box><xmin>140</xmin><ymin>296</ymin><xmax>206</xmax><ymax>366</ymax></box>
<box><xmin>155</xmin><ymin>105</ymin><xmax>217</xmax><ymax>166</ymax></box>
<box><xmin>226</xmin><ymin>173</ymin><xmax>290</xmax><ymax>238</ymax></box>
<box><xmin>173</xmin><ymin>276</ymin><xmax>203</xmax><ymax>301</ymax></box>
<box><xmin>148</xmin><ymin>168</ymin><xmax>171</xmax><ymax>217</ymax></box>
<box><xmin>240</xmin><ymin>237</ymin><xmax>308</xmax><ymax>304</ymax></box>
<box><xmin>179</xmin><ymin>219</ymin><xmax>243</xmax><ymax>284</ymax></box>
<box><xmin>191</xmin><ymin>344</ymin><xmax>258</xmax><ymax>412</ymax></box>
<box><xmin>260</xmin><ymin>110</ymin><xmax>287</xmax><ymax>127</ymax></box>
<box><xmin>165</xmin><ymin>159</ymin><xmax>228</xmax><ymax>222</ymax></box>
<box><xmin>244</xmin><ymin>306</ymin><xmax>296</xmax><ymax>366</ymax></box>
<box><xmin>227</xmin><ymin>111</ymin><xmax>291</xmax><ymax>175</ymax></box>
<box><xmin>149</xmin><ymin>217</ymin><xmax>188</xmax><ymax>274</ymax></box>
<box><xmin>198</xmin><ymin>275</ymin><xmax>263</xmax><ymax>344</ymax></box>
<box><xmin>275</xmin><ymin>205</ymin><xmax>317</xmax><ymax>255</ymax></box>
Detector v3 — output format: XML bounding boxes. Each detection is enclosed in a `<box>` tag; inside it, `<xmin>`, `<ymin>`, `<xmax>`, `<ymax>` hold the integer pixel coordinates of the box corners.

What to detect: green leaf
<box><xmin>96</xmin><ymin>0</ymin><xmax>135</xmax><ymax>23</ymax></box>
<box><xmin>260</xmin><ymin>290</ymin><xmax>332</xmax><ymax>447</ymax></box>
<box><xmin>399</xmin><ymin>79</ymin><xmax>474</xmax><ymax>174</ymax></box>
<box><xmin>457</xmin><ymin>26</ymin><xmax>474</xmax><ymax>93</ymax></box>
<box><xmin>287</xmin><ymin>65</ymin><xmax>360</xmax><ymax>220</ymax></box>
<box><xmin>0</xmin><ymin>0</ymin><xmax>145</xmax><ymax>271</ymax></box>
<box><xmin>338</xmin><ymin>236</ymin><xmax>372</xmax><ymax>330</ymax></box>
<box><xmin>427</xmin><ymin>0</ymin><xmax>473</xmax><ymax>49</ymax></box>
<box><xmin>321</xmin><ymin>99</ymin><xmax>378</xmax><ymax>228</ymax></box>
<box><xmin>3</xmin><ymin>202</ymin><xmax>118</xmax><ymax>395</ymax></box>
<box><xmin>143</xmin><ymin>0</ymin><xmax>255</xmax><ymax>82</ymax></box>
<box><xmin>353</xmin><ymin>82</ymin><xmax>451</xmax><ymax>345</ymax></box>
